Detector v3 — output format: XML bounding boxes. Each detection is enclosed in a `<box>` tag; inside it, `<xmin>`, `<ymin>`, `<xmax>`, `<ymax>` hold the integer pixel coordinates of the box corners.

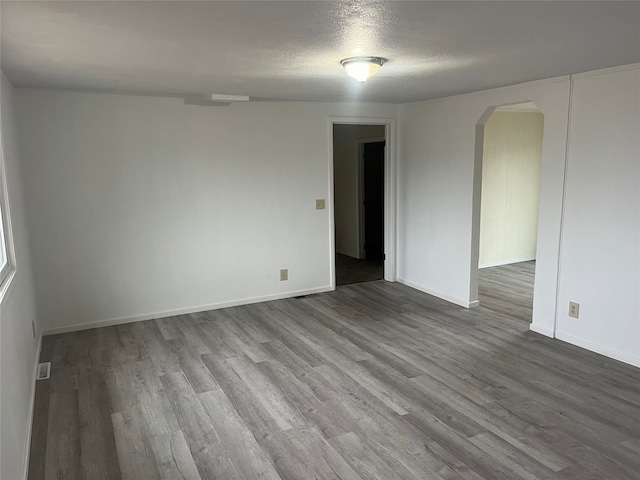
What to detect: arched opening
<box><xmin>471</xmin><ymin>102</ymin><xmax>544</xmax><ymax>323</ymax></box>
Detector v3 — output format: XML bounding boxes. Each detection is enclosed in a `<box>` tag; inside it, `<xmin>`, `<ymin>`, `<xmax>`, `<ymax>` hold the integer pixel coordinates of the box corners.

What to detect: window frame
<box><xmin>0</xmin><ymin>122</ymin><xmax>17</xmax><ymax>302</ymax></box>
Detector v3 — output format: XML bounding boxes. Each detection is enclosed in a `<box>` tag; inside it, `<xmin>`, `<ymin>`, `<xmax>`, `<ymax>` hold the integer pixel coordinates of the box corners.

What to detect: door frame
<box><xmin>357</xmin><ymin>137</ymin><xmax>386</xmax><ymax>259</ymax></box>
<box><xmin>328</xmin><ymin>117</ymin><xmax>397</xmax><ymax>289</ymax></box>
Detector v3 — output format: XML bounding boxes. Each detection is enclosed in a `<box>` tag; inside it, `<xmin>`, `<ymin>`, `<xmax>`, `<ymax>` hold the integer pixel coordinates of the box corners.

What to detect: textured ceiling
<box><xmin>1</xmin><ymin>1</ymin><xmax>639</xmax><ymax>103</ymax></box>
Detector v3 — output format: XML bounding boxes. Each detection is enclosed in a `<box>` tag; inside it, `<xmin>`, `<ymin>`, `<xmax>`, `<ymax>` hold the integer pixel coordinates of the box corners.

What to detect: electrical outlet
<box><xmin>280</xmin><ymin>269</ymin><xmax>288</xmax><ymax>281</ymax></box>
<box><xmin>569</xmin><ymin>301</ymin><xmax>580</xmax><ymax>319</ymax></box>
<box><xmin>315</xmin><ymin>199</ymin><xmax>325</xmax><ymax>210</ymax></box>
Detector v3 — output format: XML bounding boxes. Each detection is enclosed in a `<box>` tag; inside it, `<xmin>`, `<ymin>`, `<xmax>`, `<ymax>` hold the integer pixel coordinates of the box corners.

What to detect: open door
<box><xmin>362</xmin><ymin>141</ymin><xmax>385</xmax><ymax>262</ymax></box>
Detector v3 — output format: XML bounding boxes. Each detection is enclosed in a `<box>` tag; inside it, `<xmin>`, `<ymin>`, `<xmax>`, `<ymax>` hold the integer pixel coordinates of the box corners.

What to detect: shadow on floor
<box><xmin>335</xmin><ymin>253</ymin><xmax>383</xmax><ymax>286</ymax></box>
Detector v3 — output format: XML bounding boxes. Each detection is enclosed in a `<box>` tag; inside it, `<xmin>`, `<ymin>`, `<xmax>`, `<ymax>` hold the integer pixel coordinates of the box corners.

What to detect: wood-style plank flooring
<box><xmin>29</xmin><ymin>262</ymin><xmax>640</xmax><ymax>479</ymax></box>
<box><xmin>335</xmin><ymin>253</ymin><xmax>384</xmax><ymax>286</ymax></box>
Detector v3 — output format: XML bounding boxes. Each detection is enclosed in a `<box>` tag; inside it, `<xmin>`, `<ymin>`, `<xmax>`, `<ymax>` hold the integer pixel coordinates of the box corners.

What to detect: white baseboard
<box><xmin>479</xmin><ymin>257</ymin><xmax>536</xmax><ymax>269</ymax></box>
<box><xmin>555</xmin><ymin>331</ymin><xmax>640</xmax><ymax>368</ymax></box>
<box><xmin>529</xmin><ymin>323</ymin><xmax>554</xmax><ymax>337</ymax></box>
<box><xmin>397</xmin><ymin>277</ymin><xmax>476</xmax><ymax>308</ymax></box>
<box><xmin>22</xmin><ymin>332</ymin><xmax>43</xmax><ymax>480</ymax></box>
<box><xmin>42</xmin><ymin>286</ymin><xmax>334</xmax><ymax>336</ymax></box>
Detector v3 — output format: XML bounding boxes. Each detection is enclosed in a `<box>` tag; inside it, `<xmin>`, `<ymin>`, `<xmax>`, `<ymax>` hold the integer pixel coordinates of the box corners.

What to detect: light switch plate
<box><xmin>315</xmin><ymin>199</ymin><xmax>325</xmax><ymax>210</ymax></box>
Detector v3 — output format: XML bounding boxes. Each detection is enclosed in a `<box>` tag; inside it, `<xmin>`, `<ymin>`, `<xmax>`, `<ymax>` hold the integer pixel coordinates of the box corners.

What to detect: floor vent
<box><xmin>36</xmin><ymin>362</ymin><xmax>51</xmax><ymax>380</ymax></box>
<box><xmin>294</xmin><ymin>294</ymin><xmax>320</xmax><ymax>300</ymax></box>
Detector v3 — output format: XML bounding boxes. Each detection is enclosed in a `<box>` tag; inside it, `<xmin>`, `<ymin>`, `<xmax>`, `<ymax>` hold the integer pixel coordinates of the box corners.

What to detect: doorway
<box><xmin>332</xmin><ymin>124</ymin><xmax>386</xmax><ymax>286</ymax></box>
<box><xmin>475</xmin><ymin>102</ymin><xmax>544</xmax><ymax>322</ymax></box>
<box><xmin>361</xmin><ymin>140</ymin><xmax>385</xmax><ymax>262</ymax></box>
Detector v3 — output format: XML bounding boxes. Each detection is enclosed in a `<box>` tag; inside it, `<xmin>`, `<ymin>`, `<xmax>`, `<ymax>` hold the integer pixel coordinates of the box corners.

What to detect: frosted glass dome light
<box><xmin>340</xmin><ymin>57</ymin><xmax>387</xmax><ymax>83</ymax></box>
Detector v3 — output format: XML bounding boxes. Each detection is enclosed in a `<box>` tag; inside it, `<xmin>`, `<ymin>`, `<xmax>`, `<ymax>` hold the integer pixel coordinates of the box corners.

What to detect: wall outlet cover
<box><xmin>569</xmin><ymin>301</ymin><xmax>580</xmax><ymax>319</ymax></box>
<box><xmin>315</xmin><ymin>199</ymin><xmax>326</xmax><ymax>210</ymax></box>
<box><xmin>280</xmin><ymin>269</ymin><xmax>288</xmax><ymax>281</ymax></box>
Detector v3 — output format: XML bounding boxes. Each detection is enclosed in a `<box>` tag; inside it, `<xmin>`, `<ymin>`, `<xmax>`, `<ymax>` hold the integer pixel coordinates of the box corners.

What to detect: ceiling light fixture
<box><xmin>340</xmin><ymin>56</ymin><xmax>387</xmax><ymax>83</ymax></box>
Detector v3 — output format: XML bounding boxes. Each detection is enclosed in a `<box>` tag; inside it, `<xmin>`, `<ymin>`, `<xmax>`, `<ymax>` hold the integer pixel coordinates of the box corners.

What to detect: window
<box><xmin>0</xmin><ymin>127</ymin><xmax>16</xmax><ymax>299</ymax></box>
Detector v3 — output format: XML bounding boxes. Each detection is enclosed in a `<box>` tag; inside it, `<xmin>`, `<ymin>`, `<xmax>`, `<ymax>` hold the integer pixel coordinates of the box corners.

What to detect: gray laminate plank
<box><xmin>159</xmin><ymin>370</ymin><xmax>221</xmax><ymax>451</ymax></box>
<box><xmin>112</xmin><ymin>410</ymin><xmax>161</xmax><ymax>480</ymax></box>
<box><xmin>27</xmin><ymin>380</ymin><xmax>50</xmax><ymax>480</ymax></box>
<box><xmin>201</xmin><ymin>353</ymin><xmax>295</xmax><ymax>439</ymax></box>
<box><xmin>328</xmin><ymin>432</ymin><xmax>421</xmax><ymax>480</ymax></box>
<box><xmin>77</xmin><ymin>366</ymin><xmax>122</xmax><ymax>480</ymax></box>
<box><xmin>258</xmin><ymin>427</ymin><xmax>362</xmax><ymax>480</ymax></box>
<box><xmin>129</xmin><ymin>321</ymin><xmax>182</xmax><ymax>376</ymax></box>
<box><xmin>128</xmin><ymin>360</ymin><xmax>181</xmax><ymax>438</ymax></box>
<box><xmin>148</xmin><ymin>430</ymin><xmax>202</xmax><ymax>480</ymax></box>
<box><xmin>410</xmin><ymin>375</ymin><xmax>573</xmax><ymax>471</ymax></box>
<box><xmin>468</xmin><ymin>431</ymin><xmax>563</xmax><ymax>480</ymax></box>
<box><xmin>155</xmin><ymin>316</ymin><xmax>185</xmax><ymax>341</ymax></box>
<box><xmin>102</xmin><ymin>324</ymin><xmax>148</xmax><ymax>368</ymax></box>
<box><xmin>198</xmin><ymin>389</ymin><xmax>282</xmax><ymax>480</ymax></box>
<box><xmin>44</xmin><ymin>391</ymin><xmax>81</xmax><ymax>480</ymax></box>
<box><xmin>224</xmin><ymin>354</ymin><xmax>307</xmax><ymax>431</ymax></box>
<box><xmin>217</xmin><ymin>318</ymin><xmax>273</xmax><ymax>362</ymax></box>
<box><xmin>312</xmin><ymin>364</ymin><xmax>455</xmax><ymax>479</ymax></box>
<box><xmin>260</xmin><ymin>339</ymin><xmax>316</xmax><ymax>379</ymax></box>
<box><xmin>246</xmin><ymin>303</ymin><xmax>328</xmax><ymax>367</ymax></box>
<box><xmin>257</xmin><ymin>359</ymin><xmax>354</xmax><ymax>440</ymax></box>
<box><xmin>168</xmin><ymin>338</ymin><xmax>220</xmax><ymax>394</ymax></box>
<box><xmin>29</xmin><ymin>264</ymin><xmax>640</xmax><ymax>480</ymax></box>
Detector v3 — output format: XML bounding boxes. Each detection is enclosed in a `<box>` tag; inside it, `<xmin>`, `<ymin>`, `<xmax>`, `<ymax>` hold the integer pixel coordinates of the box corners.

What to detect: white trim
<box><xmin>529</xmin><ymin>323</ymin><xmax>554</xmax><ymax>338</ymax></box>
<box><xmin>468</xmin><ymin>111</ymin><xmax>491</xmax><ymax>305</ymax></box>
<box><xmin>357</xmin><ymin>136</ymin><xmax>386</xmax><ymax>260</ymax></box>
<box><xmin>328</xmin><ymin>116</ymin><xmax>397</xmax><ymax>284</ymax></box>
<box><xmin>0</xmin><ymin>268</ymin><xmax>16</xmax><ymax>304</ymax></box>
<box><xmin>555</xmin><ymin>331</ymin><xmax>640</xmax><ymax>369</ymax></box>
<box><xmin>42</xmin><ymin>286</ymin><xmax>333</xmax><ymax>336</ymax></box>
<box><xmin>397</xmin><ymin>277</ymin><xmax>477</xmax><ymax>309</ymax></box>
<box><xmin>384</xmin><ymin>121</ymin><xmax>397</xmax><ymax>282</ymax></box>
<box><xmin>327</xmin><ymin>119</ymin><xmax>337</xmax><ymax>289</ymax></box>
<box><xmin>479</xmin><ymin>257</ymin><xmax>536</xmax><ymax>269</ymax></box>
<box><xmin>470</xmin><ymin>101</ymin><xmax>544</xmax><ymax>312</ymax></box>
<box><xmin>22</xmin><ymin>333</ymin><xmax>43</xmax><ymax>480</ymax></box>
<box><xmin>0</xmin><ymin>106</ymin><xmax>17</xmax><ymax>304</ymax></box>
<box><xmin>553</xmin><ymin>75</ymin><xmax>574</xmax><ymax>338</ymax></box>
<box><xmin>495</xmin><ymin>102</ymin><xmax>540</xmax><ymax>113</ymax></box>
<box><xmin>571</xmin><ymin>63</ymin><xmax>639</xmax><ymax>80</ymax></box>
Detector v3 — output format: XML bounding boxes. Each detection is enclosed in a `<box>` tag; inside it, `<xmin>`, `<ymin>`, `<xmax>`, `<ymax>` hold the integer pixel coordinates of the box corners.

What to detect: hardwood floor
<box><xmin>29</xmin><ymin>264</ymin><xmax>640</xmax><ymax>479</ymax></box>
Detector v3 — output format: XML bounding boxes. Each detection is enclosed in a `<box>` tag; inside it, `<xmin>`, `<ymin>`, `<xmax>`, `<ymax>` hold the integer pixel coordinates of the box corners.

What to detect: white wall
<box><xmin>333</xmin><ymin>124</ymin><xmax>385</xmax><ymax>258</ymax></box>
<box><xmin>14</xmin><ymin>89</ymin><xmax>396</xmax><ymax>333</ymax></box>
<box><xmin>555</xmin><ymin>66</ymin><xmax>640</xmax><ymax>366</ymax></box>
<box><xmin>479</xmin><ymin>111</ymin><xmax>543</xmax><ymax>268</ymax></box>
<box><xmin>398</xmin><ymin>64</ymin><xmax>640</xmax><ymax>367</ymax></box>
<box><xmin>398</xmin><ymin>78</ymin><xmax>570</xmax><ymax>319</ymax></box>
<box><xmin>0</xmin><ymin>74</ymin><xmax>40</xmax><ymax>480</ymax></box>
<box><xmin>4</xmin><ymin>65</ymin><xmax>637</xmax><ymax>435</ymax></box>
